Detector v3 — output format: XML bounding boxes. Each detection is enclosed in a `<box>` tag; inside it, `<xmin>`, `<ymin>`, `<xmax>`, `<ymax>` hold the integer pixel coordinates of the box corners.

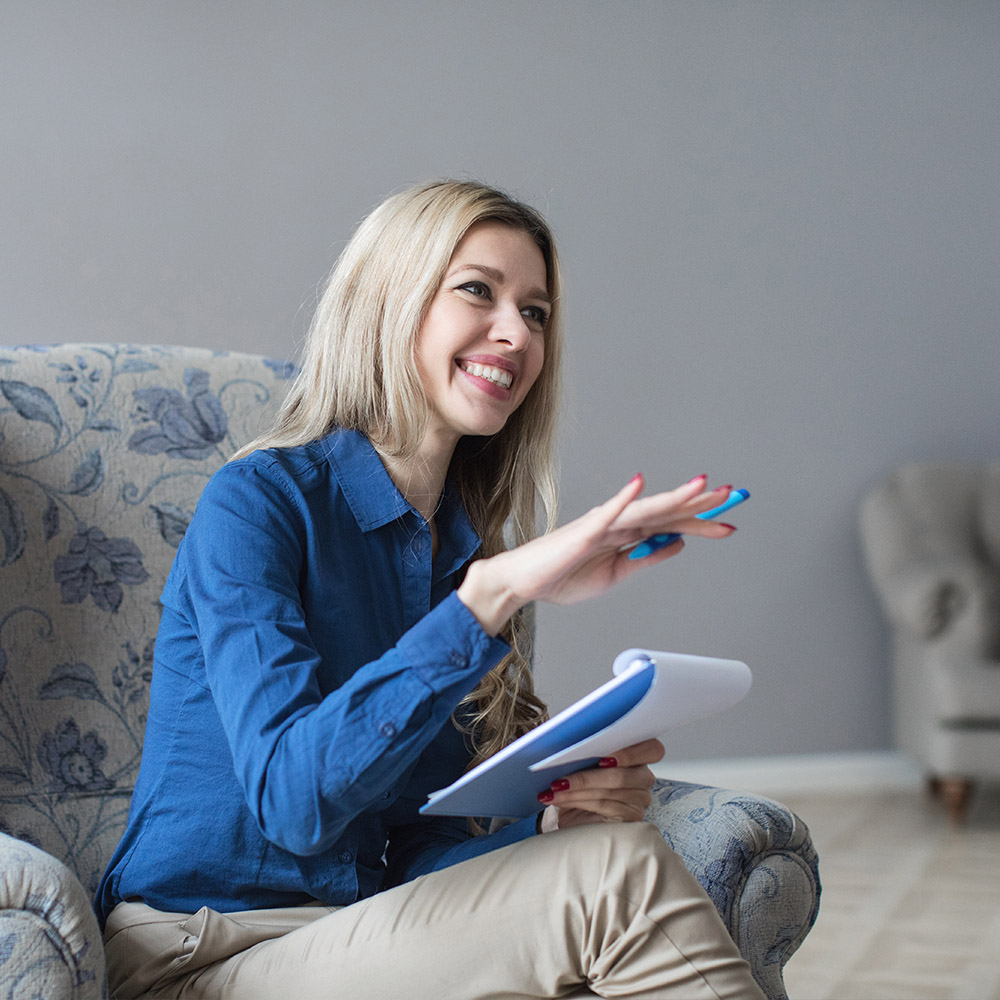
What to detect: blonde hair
<box><xmin>234</xmin><ymin>180</ymin><xmax>563</xmax><ymax>771</ymax></box>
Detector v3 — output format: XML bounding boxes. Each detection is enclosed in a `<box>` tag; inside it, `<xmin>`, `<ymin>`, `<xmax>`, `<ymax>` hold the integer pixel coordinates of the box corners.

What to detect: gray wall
<box><xmin>3</xmin><ymin>2</ymin><xmax>998</xmax><ymax>761</ymax></box>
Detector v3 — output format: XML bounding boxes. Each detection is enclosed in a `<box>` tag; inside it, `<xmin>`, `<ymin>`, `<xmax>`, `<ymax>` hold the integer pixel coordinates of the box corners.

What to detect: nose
<box><xmin>489</xmin><ymin>303</ymin><xmax>532</xmax><ymax>351</ymax></box>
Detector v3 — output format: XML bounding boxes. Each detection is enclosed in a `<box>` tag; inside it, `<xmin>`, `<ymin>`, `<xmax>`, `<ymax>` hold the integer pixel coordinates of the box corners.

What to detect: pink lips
<box><xmin>455</xmin><ymin>354</ymin><xmax>519</xmax><ymax>400</ymax></box>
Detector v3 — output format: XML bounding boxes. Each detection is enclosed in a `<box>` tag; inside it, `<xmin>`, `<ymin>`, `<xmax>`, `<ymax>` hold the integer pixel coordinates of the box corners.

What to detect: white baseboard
<box><xmin>651</xmin><ymin>750</ymin><xmax>924</xmax><ymax>797</ymax></box>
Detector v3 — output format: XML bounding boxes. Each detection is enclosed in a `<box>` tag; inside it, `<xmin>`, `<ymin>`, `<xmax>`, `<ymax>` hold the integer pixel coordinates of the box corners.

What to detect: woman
<box><xmin>96</xmin><ymin>181</ymin><xmax>763</xmax><ymax>999</ymax></box>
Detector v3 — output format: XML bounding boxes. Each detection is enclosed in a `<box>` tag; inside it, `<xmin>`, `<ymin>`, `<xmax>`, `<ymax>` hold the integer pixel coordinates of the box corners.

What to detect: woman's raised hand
<box><xmin>457</xmin><ymin>473</ymin><xmax>737</xmax><ymax>636</ymax></box>
<box><xmin>536</xmin><ymin>738</ymin><xmax>665</xmax><ymax>831</ymax></box>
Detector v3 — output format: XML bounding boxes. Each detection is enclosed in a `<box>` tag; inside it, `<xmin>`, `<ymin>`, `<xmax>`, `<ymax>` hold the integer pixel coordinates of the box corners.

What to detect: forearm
<box><xmin>225</xmin><ymin>594</ymin><xmax>509</xmax><ymax>855</ymax></box>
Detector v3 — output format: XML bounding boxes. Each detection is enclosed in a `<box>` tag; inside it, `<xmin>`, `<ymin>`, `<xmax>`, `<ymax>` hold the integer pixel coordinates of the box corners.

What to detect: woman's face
<box><xmin>415</xmin><ymin>221</ymin><xmax>549</xmax><ymax>452</ymax></box>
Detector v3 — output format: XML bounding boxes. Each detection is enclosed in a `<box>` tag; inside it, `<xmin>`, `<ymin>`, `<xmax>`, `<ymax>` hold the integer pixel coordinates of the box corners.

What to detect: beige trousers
<box><xmin>104</xmin><ymin>823</ymin><xmax>765</xmax><ymax>1000</ymax></box>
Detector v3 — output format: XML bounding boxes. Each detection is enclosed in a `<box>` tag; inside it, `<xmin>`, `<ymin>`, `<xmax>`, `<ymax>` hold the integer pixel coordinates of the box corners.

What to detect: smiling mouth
<box><xmin>458</xmin><ymin>361</ymin><xmax>514</xmax><ymax>389</ymax></box>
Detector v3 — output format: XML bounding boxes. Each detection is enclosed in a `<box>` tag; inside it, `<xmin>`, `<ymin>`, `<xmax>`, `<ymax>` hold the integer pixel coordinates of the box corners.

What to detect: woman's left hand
<box><xmin>458</xmin><ymin>473</ymin><xmax>736</xmax><ymax>636</ymax></box>
<box><xmin>536</xmin><ymin>738</ymin><xmax>665</xmax><ymax>831</ymax></box>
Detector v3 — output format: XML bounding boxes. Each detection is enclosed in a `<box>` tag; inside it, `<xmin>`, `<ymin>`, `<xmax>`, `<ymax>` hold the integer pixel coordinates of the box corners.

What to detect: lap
<box><xmin>105</xmin><ymin>823</ymin><xmax>761</xmax><ymax>1000</ymax></box>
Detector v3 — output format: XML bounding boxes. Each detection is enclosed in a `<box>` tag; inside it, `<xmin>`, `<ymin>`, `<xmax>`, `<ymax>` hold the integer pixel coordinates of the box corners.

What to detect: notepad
<box><xmin>420</xmin><ymin>648</ymin><xmax>752</xmax><ymax>819</ymax></box>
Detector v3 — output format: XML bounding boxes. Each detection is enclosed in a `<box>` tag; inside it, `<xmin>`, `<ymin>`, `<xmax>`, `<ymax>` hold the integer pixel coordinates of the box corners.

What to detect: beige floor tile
<box><xmin>776</xmin><ymin>786</ymin><xmax>1000</xmax><ymax>1000</ymax></box>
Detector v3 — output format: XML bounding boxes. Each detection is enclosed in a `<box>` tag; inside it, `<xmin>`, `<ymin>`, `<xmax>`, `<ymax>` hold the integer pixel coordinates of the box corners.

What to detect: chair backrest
<box><xmin>860</xmin><ymin>462</ymin><xmax>987</xmax><ymax>584</ymax></box>
<box><xmin>859</xmin><ymin>460</ymin><xmax>1000</xmax><ymax>649</ymax></box>
<box><xmin>0</xmin><ymin>344</ymin><xmax>292</xmax><ymax>892</ymax></box>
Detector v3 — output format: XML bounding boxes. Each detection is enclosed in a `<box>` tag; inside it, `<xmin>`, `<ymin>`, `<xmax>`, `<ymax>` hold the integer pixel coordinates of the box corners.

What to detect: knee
<box><xmin>559</xmin><ymin>821</ymin><xmax>679</xmax><ymax>893</ymax></box>
<box><xmin>589</xmin><ymin>817</ymin><xmax>673</xmax><ymax>860</ymax></box>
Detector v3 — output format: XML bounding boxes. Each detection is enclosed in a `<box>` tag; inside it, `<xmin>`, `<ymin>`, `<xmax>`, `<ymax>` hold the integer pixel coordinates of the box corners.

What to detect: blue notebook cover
<box><xmin>420</xmin><ymin>649</ymin><xmax>751</xmax><ymax>819</ymax></box>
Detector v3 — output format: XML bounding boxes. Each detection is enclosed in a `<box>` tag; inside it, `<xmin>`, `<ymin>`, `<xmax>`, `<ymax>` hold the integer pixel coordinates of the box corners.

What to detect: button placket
<box><xmin>400</xmin><ymin>515</ymin><xmax>433</xmax><ymax>631</ymax></box>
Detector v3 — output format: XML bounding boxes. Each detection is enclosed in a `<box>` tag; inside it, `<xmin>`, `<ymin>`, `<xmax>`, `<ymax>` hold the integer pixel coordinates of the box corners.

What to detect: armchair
<box><xmin>860</xmin><ymin>461</ymin><xmax>1000</xmax><ymax>822</ymax></box>
<box><xmin>0</xmin><ymin>344</ymin><xmax>818</xmax><ymax>999</ymax></box>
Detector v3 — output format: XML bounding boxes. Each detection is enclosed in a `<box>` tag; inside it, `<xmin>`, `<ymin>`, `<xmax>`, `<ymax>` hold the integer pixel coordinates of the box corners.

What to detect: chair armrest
<box><xmin>866</xmin><ymin>557</ymin><xmax>986</xmax><ymax>639</ymax></box>
<box><xmin>0</xmin><ymin>832</ymin><xmax>107</xmax><ymax>1000</ymax></box>
<box><xmin>645</xmin><ymin>779</ymin><xmax>820</xmax><ymax>1000</ymax></box>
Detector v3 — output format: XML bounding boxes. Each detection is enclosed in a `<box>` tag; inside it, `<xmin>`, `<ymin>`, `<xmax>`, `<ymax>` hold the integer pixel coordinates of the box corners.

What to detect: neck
<box><xmin>378</xmin><ymin>430</ymin><xmax>456</xmax><ymax>525</ymax></box>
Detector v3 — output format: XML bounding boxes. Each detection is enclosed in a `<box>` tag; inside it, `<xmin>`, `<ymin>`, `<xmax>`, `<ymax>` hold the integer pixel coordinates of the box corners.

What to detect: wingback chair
<box><xmin>860</xmin><ymin>460</ymin><xmax>1000</xmax><ymax>823</ymax></box>
<box><xmin>0</xmin><ymin>343</ymin><xmax>819</xmax><ymax>1000</ymax></box>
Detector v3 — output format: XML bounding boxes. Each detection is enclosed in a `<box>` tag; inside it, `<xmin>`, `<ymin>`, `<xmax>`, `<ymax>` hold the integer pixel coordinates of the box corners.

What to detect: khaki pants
<box><xmin>105</xmin><ymin>823</ymin><xmax>765</xmax><ymax>1000</ymax></box>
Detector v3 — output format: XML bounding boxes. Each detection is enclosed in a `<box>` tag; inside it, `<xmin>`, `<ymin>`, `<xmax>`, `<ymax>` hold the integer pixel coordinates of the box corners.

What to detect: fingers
<box><xmin>599</xmin><ymin>738</ymin><xmax>665</xmax><ymax>768</ymax></box>
<box><xmin>614</xmin><ymin>477</ymin><xmax>741</xmax><ymax>564</ymax></box>
<box><xmin>584</xmin><ymin>472</ymin><xmax>647</xmax><ymax>536</ymax></box>
<box><xmin>619</xmin><ymin>479</ymin><xmax>736</xmax><ymax>535</ymax></box>
<box><xmin>555</xmin><ymin>796</ymin><xmax>649</xmax><ymax>824</ymax></box>
<box><xmin>537</xmin><ymin>741</ymin><xmax>665</xmax><ymax>823</ymax></box>
<box><xmin>538</xmin><ymin>776</ymin><xmax>653</xmax><ymax>823</ymax></box>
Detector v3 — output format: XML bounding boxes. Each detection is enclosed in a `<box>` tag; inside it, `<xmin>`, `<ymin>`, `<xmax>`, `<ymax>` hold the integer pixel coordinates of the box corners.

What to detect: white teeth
<box><xmin>462</xmin><ymin>362</ymin><xmax>513</xmax><ymax>388</ymax></box>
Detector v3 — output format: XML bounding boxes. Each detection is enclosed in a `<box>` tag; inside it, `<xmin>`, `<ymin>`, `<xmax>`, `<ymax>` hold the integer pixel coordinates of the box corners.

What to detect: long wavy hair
<box><xmin>233</xmin><ymin>180</ymin><xmax>563</xmax><ymax>772</ymax></box>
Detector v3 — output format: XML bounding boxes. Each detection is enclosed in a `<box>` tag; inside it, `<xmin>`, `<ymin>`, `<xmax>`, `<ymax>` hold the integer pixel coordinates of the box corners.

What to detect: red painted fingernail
<box><xmin>598</xmin><ymin>757</ymin><xmax>618</xmax><ymax>768</ymax></box>
<box><xmin>713</xmin><ymin>484</ymin><xmax>733</xmax><ymax>494</ymax></box>
<box><xmin>537</xmin><ymin>790</ymin><xmax>554</xmax><ymax>803</ymax></box>
<box><xmin>629</xmin><ymin>473</ymin><xmax>642</xmax><ymax>485</ymax></box>
<box><xmin>551</xmin><ymin>779</ymin><xmax>570</xmax><ymax>792</ymax></box>
<box><xmin>688</xmin><ymin>474</ymin><xmax>707</xmax><ymax>484</ymax></box>
<box><xmin>719</xmin><ymin>523</ymin><xmax>738</xmax><ymax>532</ymax></box>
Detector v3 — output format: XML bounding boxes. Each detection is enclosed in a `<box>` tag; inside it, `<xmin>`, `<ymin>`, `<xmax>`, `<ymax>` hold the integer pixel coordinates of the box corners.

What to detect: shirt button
<box><xmin>381</xmin><ymin>791</ymin><xmax>391</xmax><ymax>800</ymax></box>
<box><xmin>338</xmin><ymin>850</ymin><xmax>353</xmax><ymax>865</ymax></box>
<box><xmin>379</xmin><ymin>722</ymin><xmax>397</xmax><ymax>739</ymax></box>
<box><xmin>449</xmin><ymin>652</ymin><xmax>465</xmax><ymax>666</ymax></box>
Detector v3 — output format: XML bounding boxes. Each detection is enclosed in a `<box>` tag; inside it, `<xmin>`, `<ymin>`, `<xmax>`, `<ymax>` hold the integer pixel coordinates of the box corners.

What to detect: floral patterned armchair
<box><xmin>0</xmin><ymin>344</ymin><xmax>819</xmax><ymax>1000</ymax></box>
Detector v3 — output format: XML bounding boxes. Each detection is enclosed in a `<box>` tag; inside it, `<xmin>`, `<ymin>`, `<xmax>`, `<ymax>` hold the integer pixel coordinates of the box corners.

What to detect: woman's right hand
<box><xmin>536</xmin><ymin>738</ymin><xmax>665</xmax><ymax>831</ymax></box>
<box><xmin>456</xmin><ymin>473</ymin><xmax>737</xmax><ymax>636</ymax></box>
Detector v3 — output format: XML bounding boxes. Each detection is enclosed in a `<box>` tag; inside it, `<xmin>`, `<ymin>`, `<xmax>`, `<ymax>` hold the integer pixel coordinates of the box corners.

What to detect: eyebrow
<box><xmin>448</xmin><ymin>263</ymin><xmax>550</xmax><ymax>304</ymax></box>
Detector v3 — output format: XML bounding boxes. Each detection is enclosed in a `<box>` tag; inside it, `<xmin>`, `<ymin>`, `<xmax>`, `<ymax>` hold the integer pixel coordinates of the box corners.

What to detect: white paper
<box><xmin>529</xmin><ymin>648</ymin><xmax>751</xmax><ymax>770</ymax></box>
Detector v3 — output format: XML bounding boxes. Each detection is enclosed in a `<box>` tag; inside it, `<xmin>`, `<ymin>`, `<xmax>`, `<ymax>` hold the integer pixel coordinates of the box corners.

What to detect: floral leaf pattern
<box><xmin>52</xmin><ymin>526</ymin><xmax>148</xmax><ymax>614</ymax></box>
<box><xmin>43</xmin><ymin>496</ymin><xmax>61</xmax><ymax>541</ymax></box>
<box><xmin>128</xmin><ymin>367</ymin><xmax>228</xmax><ymax>459</ymax></box>
<box><xmin>150</xmin><ymin>502</ymin><xmax>193</xmax><ymax>548</ymax></box>
<box><xmin>0</xmin><ymin>380</ymin><xmax>63</xmax><ymax>435</ymax></box>
<box><xmin>118</xmin><ymin>359</ymin><xmax>159</xmax><ymax>374</ymax></box>
<box><xmin>264</xmin><ymin>358</ymin><xmax>299</xmax><ymax>380</ymax></box>
<box><xmin>66</xmin><ymin>449</ymin><xmax>105</xmax><ymax>496</ymax></box>
<box><xmin>37</xmin><ymin>718</ymin><xmax>114</xmax><ymax>797</ymax></box>
<box><xmin>0</xmin><ymin>485</ymin><xmax>26</xmax><ymax>567</ymax></box>
<box><xmin>39</xmin><ymin>662</ymin><xmax>107</xmax><ymax>704</ymax></box>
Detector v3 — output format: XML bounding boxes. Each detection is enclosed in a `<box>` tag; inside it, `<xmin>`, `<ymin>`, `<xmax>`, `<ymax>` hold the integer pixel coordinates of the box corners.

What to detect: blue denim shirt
<box><xmin>95</xmin><ymin>428</ymin><xmax>537</xmax><ymax>924</ymax></box>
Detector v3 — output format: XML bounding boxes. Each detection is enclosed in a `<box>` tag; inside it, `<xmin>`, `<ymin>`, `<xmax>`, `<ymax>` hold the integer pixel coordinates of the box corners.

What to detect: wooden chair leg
<box><xmin>934</xmin><ymin>776</ymin><xmax>974</xmax><ymax>826</ymax></box>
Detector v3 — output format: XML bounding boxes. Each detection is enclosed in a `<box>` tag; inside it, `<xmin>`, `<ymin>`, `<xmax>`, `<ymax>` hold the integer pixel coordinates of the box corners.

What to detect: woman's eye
<box><xmin>521</xmin><ymin>305</ymin><xmax>549</xmax><ymax>328</ymax></box>
<box><xmin>459</xmin><ymin>281</ymin><xmax>491</xmax><ymax>300</ymax></box>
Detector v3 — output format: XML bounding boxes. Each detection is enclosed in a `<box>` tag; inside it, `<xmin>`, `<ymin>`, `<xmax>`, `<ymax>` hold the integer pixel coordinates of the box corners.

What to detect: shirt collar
<box><xmin>323</xmin><ymin>428</ymin><xmax>482</xmax><ymax>572</ymax></box>
<box><xmin>324</xmin><ymin>428</ymin><xmax>410</xmax><ymax>530</ymax></box>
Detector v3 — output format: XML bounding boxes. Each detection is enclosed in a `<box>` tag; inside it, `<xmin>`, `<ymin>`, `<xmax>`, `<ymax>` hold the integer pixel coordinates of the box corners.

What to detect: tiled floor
<box><xmin>778</xmin><ymin>785</ymin><xmax>1000</xmax><ymax>1000</ymax></box>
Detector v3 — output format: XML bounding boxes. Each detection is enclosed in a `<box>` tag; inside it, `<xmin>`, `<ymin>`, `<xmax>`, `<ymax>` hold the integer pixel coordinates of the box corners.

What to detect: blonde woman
<box><xmin>96</xmin><ymin>181</ymin><xmax>763</xmax><ymax>999</ymax></box>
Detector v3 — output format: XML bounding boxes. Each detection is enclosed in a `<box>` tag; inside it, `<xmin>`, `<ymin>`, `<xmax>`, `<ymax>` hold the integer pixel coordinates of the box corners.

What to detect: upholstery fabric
<box><xmin>0</xmin><ymin>344</ymin><xmax>295</xmax><ymax>894</ymax></box>
<box><xmin>0</xmin><ymin>344</ymin><xmax>819</xmax><ymax>1000</ymax></box>
<box><xmin>646</xmin><ymin>780</ymin><xmax>820</xmax><ymax>1000</ymax></box>
<box><xmin>860</xmin><ymin>462</ymin><xmax>1000</xmax><ymax>780</ymax></box>
<box><xmin>0</xmin><ymin>831</ymin><xmax>106</xmax><ymax>999</ymax></box>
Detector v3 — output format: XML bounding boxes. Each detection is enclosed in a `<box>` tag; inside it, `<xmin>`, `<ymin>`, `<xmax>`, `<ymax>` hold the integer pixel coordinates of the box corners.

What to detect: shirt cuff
<box><xmin>398</xmin><ymin>592</ymin><xmax>511</xmax><ymax>692</ymax></box>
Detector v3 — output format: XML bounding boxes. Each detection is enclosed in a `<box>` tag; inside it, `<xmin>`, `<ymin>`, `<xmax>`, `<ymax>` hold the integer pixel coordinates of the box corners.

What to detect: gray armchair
<box><xmin>0</xmin><ymin>344</ymin><xmax>819</xmax><ymax>999</ymax></box>
<box><xmin>860</xmin><ymin>461</ymin><xmax>1000</xmax><ymax>822</ymax></box>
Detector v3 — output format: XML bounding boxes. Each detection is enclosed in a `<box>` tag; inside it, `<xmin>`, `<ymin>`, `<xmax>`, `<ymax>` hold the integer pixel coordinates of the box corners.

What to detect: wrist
<box><xmin>456</xmin><ymin>557</ymin><xmax>518</xmax><ymax>636</ymax></box>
